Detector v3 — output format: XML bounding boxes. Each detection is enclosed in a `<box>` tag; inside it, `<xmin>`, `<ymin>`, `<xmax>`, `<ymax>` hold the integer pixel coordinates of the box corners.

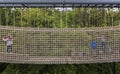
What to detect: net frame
<box><xmin>0</xmin><ymin>3</ymin><xmax>120</xmax><ymax>64</ymax></box>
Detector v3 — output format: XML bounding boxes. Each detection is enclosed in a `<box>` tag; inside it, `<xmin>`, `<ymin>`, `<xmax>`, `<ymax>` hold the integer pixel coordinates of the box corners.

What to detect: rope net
<box><xmin>0</xmin><ymin>7</ymin><xmax>120</xmax><ymax>64</ymax></box>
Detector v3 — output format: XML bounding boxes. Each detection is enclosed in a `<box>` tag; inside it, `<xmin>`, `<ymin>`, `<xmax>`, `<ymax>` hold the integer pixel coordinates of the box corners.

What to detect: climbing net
<box><xmin>0</xmin><ymin>6</ymin><xmax>120</xmax><ymax>64</ymax></box>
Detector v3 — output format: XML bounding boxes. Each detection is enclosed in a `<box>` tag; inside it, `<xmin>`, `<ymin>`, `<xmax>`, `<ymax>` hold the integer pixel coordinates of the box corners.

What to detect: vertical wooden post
<box><xmin>112</xmin><ymin>62</ymin><xmax>116</xmax><ymax>74</ymax></box>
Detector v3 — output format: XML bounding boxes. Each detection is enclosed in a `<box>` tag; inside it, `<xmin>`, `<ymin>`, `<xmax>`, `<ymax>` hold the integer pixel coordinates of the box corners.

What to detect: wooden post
<box><xmin>112</xmin><ymin>62</ymin><xmax>116</xmax><ymax>74</ymax></box>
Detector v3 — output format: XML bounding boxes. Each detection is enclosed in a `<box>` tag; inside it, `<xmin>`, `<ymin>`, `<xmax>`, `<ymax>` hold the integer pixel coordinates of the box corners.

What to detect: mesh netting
<box><xmin>0</xmin><ymin>7</ymin><xmax>120</xmax><ymax>64</ymax></box>
<box><xmin>0</xmin><ymin>26</ymin><xmax>120</xmax><ymax>64</ymax></box>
